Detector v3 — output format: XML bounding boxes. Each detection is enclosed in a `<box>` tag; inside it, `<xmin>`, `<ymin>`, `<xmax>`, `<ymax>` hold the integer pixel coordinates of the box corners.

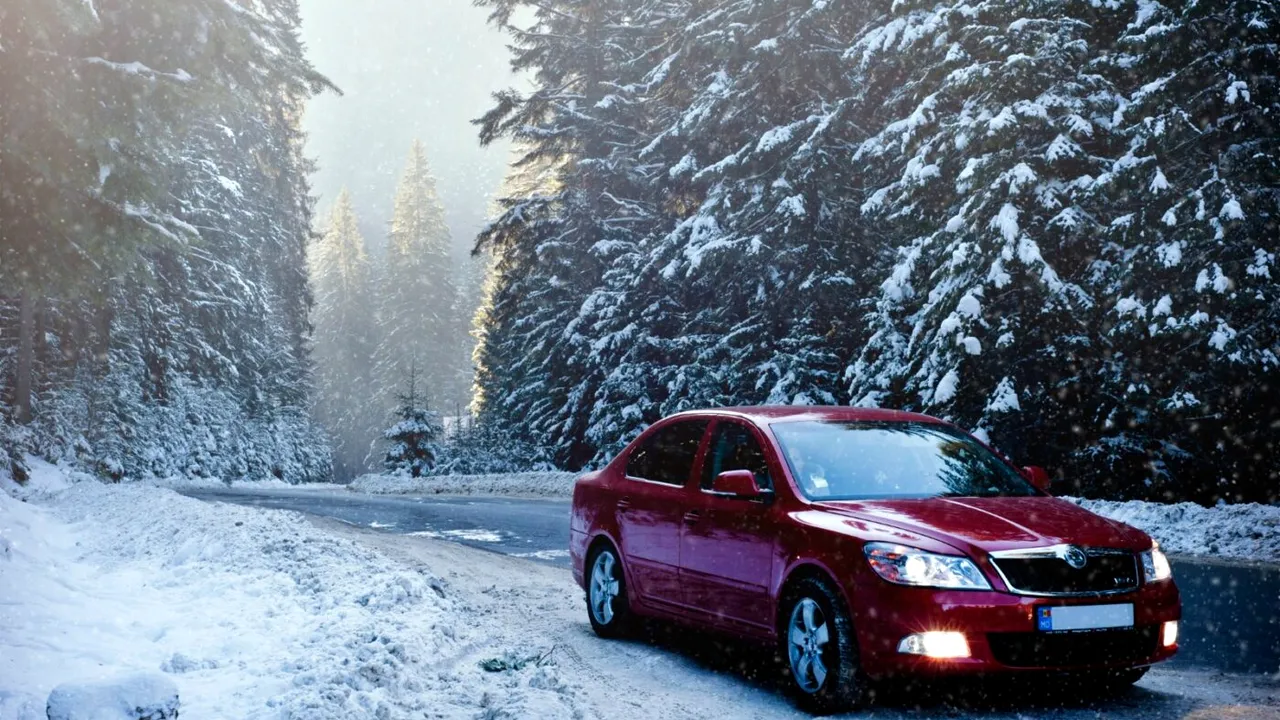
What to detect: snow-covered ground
<box><xmin>349</xmin><ymin>471</ymin><xmax>579</xmax><ymax>499</ymax></box>
<box><xmin>6</xmin><ymin>462</ymin><xmax>1278</xmax><ymax>719</ymax></box>
<box><xmin>0</xmin><ymin>461</ymin><xmax>588</xmax><ymax>719</ymax></box>
<box><xmin>1070</xmin><ymin>498</ymin><xmax>1280</xmax><ymax>563</ymax></box>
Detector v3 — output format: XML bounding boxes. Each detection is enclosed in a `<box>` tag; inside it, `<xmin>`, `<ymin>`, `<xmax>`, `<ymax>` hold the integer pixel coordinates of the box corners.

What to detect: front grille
<box><xmin>991</xmin><ymin>551</ymin><xmax>1139</xmax><ymax>595</ymax></box>
<box><xmin>988</xmin><ymin>626</ymin><xmax>1159</xmax><ymax>668</ymax></box>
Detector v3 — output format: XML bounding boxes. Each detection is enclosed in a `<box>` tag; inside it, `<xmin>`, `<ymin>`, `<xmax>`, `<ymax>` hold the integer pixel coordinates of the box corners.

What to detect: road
<box><xmin>183</xmin><ymin>487</ymin><xmax>1280</xmax><ymax>676</ymax></box>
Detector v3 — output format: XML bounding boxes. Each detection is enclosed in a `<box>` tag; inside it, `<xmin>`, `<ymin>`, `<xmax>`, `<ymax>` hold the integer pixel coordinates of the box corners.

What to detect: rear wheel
<box><xmin>780</xmin><ymin>577</ymin><xmax>866</xmax><ymax>714</ymax></box>
<box><xmin>586</xmin><ymin>543</ymin><xmax>632</xmax><ymax>638</ymax></box>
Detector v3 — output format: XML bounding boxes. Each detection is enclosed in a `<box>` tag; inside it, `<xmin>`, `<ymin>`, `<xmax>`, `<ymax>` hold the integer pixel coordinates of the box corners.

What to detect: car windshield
<box><xmin>771</xmin><ymin>421</ymin><xmax>1038</xmax><ymax>500</ymax></box>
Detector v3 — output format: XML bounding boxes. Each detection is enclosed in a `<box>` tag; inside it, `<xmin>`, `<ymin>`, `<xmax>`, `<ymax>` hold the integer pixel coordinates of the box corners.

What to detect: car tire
<box><xmin>585</xmin><ymin>543</ymin><xmax>632</xmax><ymax>638</ymax></box>
<box><xmin>779</xmin><ymin>576</ymin><xmax>866</xmax><ymax>714</ymax></box>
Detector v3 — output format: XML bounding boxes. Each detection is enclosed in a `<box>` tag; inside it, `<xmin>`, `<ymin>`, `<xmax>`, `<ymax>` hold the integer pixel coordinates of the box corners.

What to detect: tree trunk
<box><xmin>13</xmin><ymin>290</ymin><xmax>34</xmax><ymax>424</ymax></box>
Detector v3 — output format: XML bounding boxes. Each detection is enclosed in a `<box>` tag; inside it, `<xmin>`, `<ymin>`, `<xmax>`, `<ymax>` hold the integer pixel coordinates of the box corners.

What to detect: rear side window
<box><xmin>626</xmin><ymin>419</ymin><xmax>709</xmax><ymax>486</ymax></box>
<box><xmin>701</xmin><ymin>421</ymin><xmax>773</xmax><ymax>491</ymax></box>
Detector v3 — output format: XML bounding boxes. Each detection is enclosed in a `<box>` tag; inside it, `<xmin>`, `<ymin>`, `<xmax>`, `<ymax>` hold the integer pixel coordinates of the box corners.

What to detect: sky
<box><xmin>298</xmin><ymin>0</ymin><xmax>516</xmax><ymax>261</ymax></box>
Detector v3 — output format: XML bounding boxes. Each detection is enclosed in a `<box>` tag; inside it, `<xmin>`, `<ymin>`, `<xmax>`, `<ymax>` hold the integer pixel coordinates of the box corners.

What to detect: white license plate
<box><xmin>1036</xmin><ymin>603</ymin><xmax>1134</xmax><ymax>632</ymax></box>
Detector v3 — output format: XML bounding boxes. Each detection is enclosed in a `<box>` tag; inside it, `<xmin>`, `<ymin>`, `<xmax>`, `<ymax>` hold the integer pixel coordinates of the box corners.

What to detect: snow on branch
<box><xmin>84</xmin><ymin>56</ymin><xmax>193</xmax><ymax>83</ymax></box>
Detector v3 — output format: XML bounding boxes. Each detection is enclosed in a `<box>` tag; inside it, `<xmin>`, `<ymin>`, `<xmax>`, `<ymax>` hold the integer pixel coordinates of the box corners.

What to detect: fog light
<box><xmin>898</xmin><ymin>631</ymin><xmax>971</xmax><ymax>658</ymax></box>
<box><xmin>1162</xmin><ymin>620</ymin><xmax>1178</xmax><ymax>647</ymax></box>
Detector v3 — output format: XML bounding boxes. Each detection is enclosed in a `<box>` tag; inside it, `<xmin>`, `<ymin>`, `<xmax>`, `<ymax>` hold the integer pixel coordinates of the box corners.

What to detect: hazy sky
<box><xmin>299</xmin><ymin>0</ymin><xmax>516</xmax><ymax>259</ymax></box>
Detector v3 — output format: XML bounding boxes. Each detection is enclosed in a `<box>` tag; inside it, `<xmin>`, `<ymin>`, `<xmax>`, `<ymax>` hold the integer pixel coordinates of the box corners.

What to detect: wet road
<box><xmin>183</xmin><ymin>487</ymin><xmax>1280</xmax><ymax>675</ymax></box>
<box><xmin>182</xmin><ymin>487</ymin><xmax>572</xmax><ymax>562</ymax></box>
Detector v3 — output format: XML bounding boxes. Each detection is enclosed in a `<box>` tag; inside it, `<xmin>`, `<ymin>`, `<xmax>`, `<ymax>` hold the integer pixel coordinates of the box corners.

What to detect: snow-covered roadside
<box><xmin>349</xmin><ymin>471</ymin><xmax>578</xmax><ymax>499</ymax></box>
<box><xmin>0</xmin><ymin>462</ymin><xmax>590</xmax><ymax>719</ymax></box>
<box><xmin>1069</xmin><ymin>497</ymin><xmax>1280</xmax><ymax>563</ymax></box>
<box><xmin>144</xmin><ymin>475</ymin><xmax>301</xmax><ymax>491</ymax></box>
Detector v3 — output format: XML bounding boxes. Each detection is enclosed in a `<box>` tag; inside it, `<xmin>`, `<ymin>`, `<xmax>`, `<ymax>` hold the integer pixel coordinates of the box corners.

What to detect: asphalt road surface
<box><xmin>183</xmin><ymin>487</ymin><xmax>1280</xmax><ymax>676</ymax></box>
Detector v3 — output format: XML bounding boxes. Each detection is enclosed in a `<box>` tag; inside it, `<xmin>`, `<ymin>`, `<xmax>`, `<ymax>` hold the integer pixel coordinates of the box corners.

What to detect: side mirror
<box><xmin>1022</xmin><ymin>466</ymin><xmax>1052</xmax><ymax>493</ymax></box>
<box><xmin>711</xmin><ymin>469</ymin><xmax>763</xmax><ymax>499</ymax></box>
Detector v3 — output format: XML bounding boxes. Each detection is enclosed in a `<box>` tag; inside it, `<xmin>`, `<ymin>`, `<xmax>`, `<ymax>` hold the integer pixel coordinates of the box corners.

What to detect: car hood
<box><xmin>813</xmin><ymin>496</ymin><xmax>1151</xmax><ymax>555</ymax></box>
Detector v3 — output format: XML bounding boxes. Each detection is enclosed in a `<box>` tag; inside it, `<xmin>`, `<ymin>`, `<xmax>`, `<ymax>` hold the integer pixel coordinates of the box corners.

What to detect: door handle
<box><xmin>617</xmin><ymin>497</ymin><xmax>632</xmax><ymax>512</ymax></box>
<box><xmin>683</xmin><ymin>510</ymin><xmax>701</xmax><ymax>525</ymax></box>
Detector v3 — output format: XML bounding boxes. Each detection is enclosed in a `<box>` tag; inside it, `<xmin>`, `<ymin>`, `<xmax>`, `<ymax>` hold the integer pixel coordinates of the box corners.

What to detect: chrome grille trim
<box><xmin>988</xmin><ymin>545</ymin><xmax>1141</xmax><ymax>597</ymax></box>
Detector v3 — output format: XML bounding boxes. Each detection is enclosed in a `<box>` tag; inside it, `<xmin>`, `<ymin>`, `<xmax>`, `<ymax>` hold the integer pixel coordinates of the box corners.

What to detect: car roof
<box><xmin>668</xmin><ymin>405</ymin><xmax>947</xmax><ymax>427</ymax></box>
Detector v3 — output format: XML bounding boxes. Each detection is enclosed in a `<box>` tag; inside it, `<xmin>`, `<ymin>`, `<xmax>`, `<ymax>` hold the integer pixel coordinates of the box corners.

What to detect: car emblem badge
<box><xmin>1063</xmin><ymin>546</ymin><xmax>1088</xmax><ymax>569</ymax></box>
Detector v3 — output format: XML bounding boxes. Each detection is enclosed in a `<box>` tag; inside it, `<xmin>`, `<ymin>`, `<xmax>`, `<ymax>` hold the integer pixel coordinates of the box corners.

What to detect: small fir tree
<box><xmin>383</xmin><ymin>364</ymin><xmax>443</xmax><ymax>477</ymax></box>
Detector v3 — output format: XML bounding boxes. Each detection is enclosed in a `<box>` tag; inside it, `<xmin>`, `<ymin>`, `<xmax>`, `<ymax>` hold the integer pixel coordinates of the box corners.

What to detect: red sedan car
<box><xmin>569</xmin><ymin>407</ymin><xmax>1180</xmax><ymax>713</ymax></box>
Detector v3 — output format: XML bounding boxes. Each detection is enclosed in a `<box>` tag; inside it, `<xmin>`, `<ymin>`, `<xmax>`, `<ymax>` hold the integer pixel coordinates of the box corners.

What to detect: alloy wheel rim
<box><xmin>787</xmin><ymin>597</ymin><xmax>831</xmax><ymax>693</ymax></box>
<box><xmin>590</xmin><ymin>551</ymin><xmax>620</xmax><ymax>625</ymax></box>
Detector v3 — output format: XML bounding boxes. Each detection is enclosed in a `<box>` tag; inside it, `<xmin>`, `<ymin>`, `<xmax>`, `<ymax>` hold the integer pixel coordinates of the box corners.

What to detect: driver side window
<box><xmin>701</xmin><ymin>421</ymin><xmax>772</xmax><ymax>491</ymax></box>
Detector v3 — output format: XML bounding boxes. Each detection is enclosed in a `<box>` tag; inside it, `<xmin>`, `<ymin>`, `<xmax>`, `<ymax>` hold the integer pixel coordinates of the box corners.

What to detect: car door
<box><xmin>679</xmin><ymin>419</ymin><xmax>779</xmax><ymax>632</ymax></box>
<box><xmin>616</xmin><ymin>418</ymin><xmax>709</xmax><ymax>609</ymax></box>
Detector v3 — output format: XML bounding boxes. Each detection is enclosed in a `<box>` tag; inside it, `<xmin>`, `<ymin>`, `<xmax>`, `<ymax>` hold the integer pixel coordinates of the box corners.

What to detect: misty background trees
<box><xmin>310</xmin><ymin>191</ymin><xmax>378</xmax><ymax>480</ymax></box>
<box><xmin>311</xmin><ymin>143</ymin><xmax>475</xmax><ymax>479</ymax></box>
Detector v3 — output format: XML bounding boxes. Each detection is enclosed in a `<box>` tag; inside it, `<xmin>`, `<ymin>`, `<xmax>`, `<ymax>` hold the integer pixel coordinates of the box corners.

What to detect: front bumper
<box><xmin>849</xmin><ymin>578</ymin><xmax>1181</xmax><ymax>677</ymax></box>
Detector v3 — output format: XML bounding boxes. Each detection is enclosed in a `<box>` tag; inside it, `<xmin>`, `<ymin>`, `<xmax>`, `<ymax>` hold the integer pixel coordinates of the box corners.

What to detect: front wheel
<box><xmin>586</xmin><ymin>544</ymin><xmax>632</xmax><ymax>638</ymax></box>
<box><xmin>780</xmin><ymin>577</ymin><xmax>866</xmax><ymax>714</ymax></box>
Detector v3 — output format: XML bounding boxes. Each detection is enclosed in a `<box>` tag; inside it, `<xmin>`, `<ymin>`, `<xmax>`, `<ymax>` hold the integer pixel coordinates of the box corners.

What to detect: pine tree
<box><xmin>1085</xmin><ymin>0</ymin><xmax>1280</xmax><ymax>501</ymax></box>
<box><xmin>0</xmin><ymin>0</ymin><xmax>333</xmax><ymax>482</ymax></box>
<box><xmin>469</xmin><ymin>143</ymin><xmax>560</xmax><ymax>420</ymax></box>
<box><xmin>846</xmin><ymin>0</ymin><xmax>1128</xmax><ymax>468</ymax></box>
<box><xmin>371</xmin><ymin>142</ymin><xmax>459</xmax><ymax>434</ymax></box>
<box><xmin>577</xmin><ymin>0</ymin><xmax>875</xmax><ymax>462</ymax></box>
<box><xmin>382</xmin><ymin>364</ymin><xmax>443</xmax><ymax>477</ymax></box>
<box><xmin>311</xmin><ymin>191</ymin><xmax>379</xmax><ymax>480</ymax></box>
<box><xmin>472</xmin><ymin>0</ymin><xmax>680</xmax><ymax>467</ymax></box>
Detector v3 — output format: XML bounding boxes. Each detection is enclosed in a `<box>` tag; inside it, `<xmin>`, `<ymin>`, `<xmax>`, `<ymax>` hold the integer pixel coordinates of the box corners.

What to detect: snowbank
<box><xmin>1070</xmin><ymin>498</ymin><xmax>1280</xmax><ymax>563</ymax></box>
<box><xmin>350</xmin><ymin>471</ymin><xmax>579</xmax><ymax>499</ymax></box>
<box><xmin>46</xmin><ymin>674</ymin><xmax>178</xmax><ymax>720</ymax></box>
<box><xmin>0</xmin><ymin>457</ymin><xmax>84</xmax><ymax>500</ymax></box>
<box><xmin>143</xmin><ymin>474</ymin><xmax>301</xmax><ymax>491</ymax></box>
<box><xmin>0</xmin><ymin>465</ymin><xmax>590</xmax><ymax>719</ymax></box>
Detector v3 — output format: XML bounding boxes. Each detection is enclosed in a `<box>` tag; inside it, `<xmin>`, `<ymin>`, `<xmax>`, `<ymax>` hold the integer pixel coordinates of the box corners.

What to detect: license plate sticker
<box><xmin>1037</xmin><ymin>603</ymin><xmax>1134</xmax><ymax>632</ymax></box>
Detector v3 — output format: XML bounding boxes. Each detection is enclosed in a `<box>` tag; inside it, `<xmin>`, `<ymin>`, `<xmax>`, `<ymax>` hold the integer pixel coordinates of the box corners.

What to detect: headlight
<box><xmin>863</xmin><ymin>542</ymin><xmax>991</xmax><ymax>590</ymax></box>
<box><xmin>1141</xmin><ymin>544</ymin><xmax>1172</xmax><ymax>583</ymax></box>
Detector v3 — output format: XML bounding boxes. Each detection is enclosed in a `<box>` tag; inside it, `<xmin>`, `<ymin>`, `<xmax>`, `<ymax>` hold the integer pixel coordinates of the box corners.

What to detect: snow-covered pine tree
<box><xmin>382</xmin><ymin>363</ymin><xmax>443</xmax><ymax>477</ymax></box>
<box><xmin>447</xmin><ymin>250</ymin><xmax>489</xmax><ymax>418</ymax></box>
<box><xmin>846</xmin><ymin>0</ymin><xmax>1127</xmax><ymax>470</ymax></box>
<box><xmin>578</xmin><ymin>0</ymin><xmax>877</xmax><ymax>463</ymax></box>
<box><xmin>1</xmin><ymin>0</ymin><xmax>333</xmax><ymax>482</ymax></box>
<box><xmin>472</xmin><ymin>0</ymin><xmax>676</xmax><ymax>467</ymax></box>
<box><xmin>469</xmin><ymin>143</ymin><xmax>560</xmax><ymax>419</ymax></box>
<box><xmin>1087</xmin><ymin>0</ymin><xmax>1280</xmax><ymax>502</ymax></box>
<box><xmin>0</xmin><ymin>0</ymin><xmax>205</xmax><ymax>429</ymax></box>
<box><xmin>371</xmin><ymin>142</ymin><xmax>459</xmax><ymax>433</ymax></box>
<box><xmin>311</xmin><ymin>191</ymin><xmax>379</xmax><ymax>480</ymax></box>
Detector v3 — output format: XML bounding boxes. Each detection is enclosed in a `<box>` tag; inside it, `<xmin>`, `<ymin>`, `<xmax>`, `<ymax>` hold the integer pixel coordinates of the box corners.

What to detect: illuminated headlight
<box><xmin>864</xmin><ymin>542</ymin><xmax>991</xmax><ymax>590</ymax></box>
<box><xmin>1162</xmin><ymin>620</ymin><xmax>1178</xmax><ymax>647</ymax></box>
<box><xmin>1140</xmin><ymin>544</ymin><xmax>1173</xmax><ymax>583</ymax></box>
<box><xmin>898</xmin><ymin>632</ymin><xmax>971</xmax><ymax>658</ymax></box>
